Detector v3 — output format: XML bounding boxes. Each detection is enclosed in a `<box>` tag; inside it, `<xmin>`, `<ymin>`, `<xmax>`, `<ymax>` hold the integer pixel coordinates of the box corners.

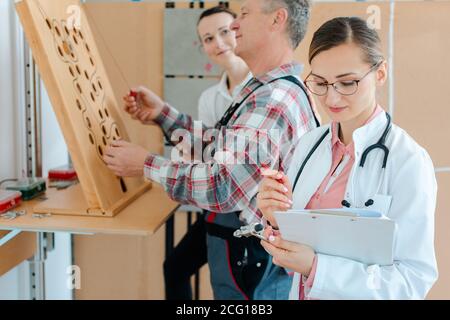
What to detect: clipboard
<box><xmin>274</xmin><ymin>209</ymin><xmax>396</xmax><ymax>266</ymax></box>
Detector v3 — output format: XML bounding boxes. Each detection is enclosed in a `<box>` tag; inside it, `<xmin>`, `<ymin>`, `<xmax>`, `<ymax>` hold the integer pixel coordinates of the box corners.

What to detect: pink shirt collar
<box><xmin>330</xmin><ymin>105</ymin><xmax>384</xmax><ymax>148</ymax></box>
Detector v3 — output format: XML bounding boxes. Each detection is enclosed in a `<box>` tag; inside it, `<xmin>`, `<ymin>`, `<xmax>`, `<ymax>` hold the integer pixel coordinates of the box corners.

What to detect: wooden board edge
<box><xmin>106</xmin><ymin>181</ymin><xmax>152</xmax><ymax>216</ymax></box>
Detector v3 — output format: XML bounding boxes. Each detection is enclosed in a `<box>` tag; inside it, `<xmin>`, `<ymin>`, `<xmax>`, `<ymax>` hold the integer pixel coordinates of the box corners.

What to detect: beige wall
<box><xmin>393</xmin><ymin>2</ymin><xmax>450</xmax><ymax>299</ymax></box>
<box><xmin>73</xmin><ymin>1</ymin><xmax>450</xmax><ymax>300</ymax></box>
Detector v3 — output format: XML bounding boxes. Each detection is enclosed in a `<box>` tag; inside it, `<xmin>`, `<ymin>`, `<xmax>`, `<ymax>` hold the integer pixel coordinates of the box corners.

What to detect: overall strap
<box><xmin>278</xmin><ymin>75</ymin><xmax>321</xmax><ymax>128</ymax></box>
<box><xmin>215</xmin><ymin>75</ymin><xmax>321</xmax><ymax>129</ymax></box>
<box><xmin>214</xmin><ymin>81</ymin><xmax>264</xmax><ymax>129</ymax></box>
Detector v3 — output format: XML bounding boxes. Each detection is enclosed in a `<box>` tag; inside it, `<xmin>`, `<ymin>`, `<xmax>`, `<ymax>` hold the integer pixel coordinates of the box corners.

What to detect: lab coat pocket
<box><xmin>370</xmin><ymin>194</ymin><xmax>392</xmax><ymax>216</ymax></box>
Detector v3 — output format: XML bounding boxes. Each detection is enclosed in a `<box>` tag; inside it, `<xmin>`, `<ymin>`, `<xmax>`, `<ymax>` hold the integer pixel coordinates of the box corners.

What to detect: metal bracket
<box><xmin>32</xmin><ymin>213</ymin><xmax>52</xmax><ymax>219</ymax></box>
<box><xmin>233</xmin><ymin>222</ymin><xmax>267</xmax><ymax>241</ymax></box>
<box><xmin>28</xmin><ymin>232</ymin><xmax>55</xmax><ymax>300</ymax></box>
<box><xmin>0</xmin><ymin>210</ymin><xmax>26</xmax><ymax>220</ymax></box>
<box><xmin>45</xmin><ymin>232</ymin><xmax>55</xmax><ymax>252</ymax></box>
<box><xmin>29</xmin><ymin>232</ymin><xmax>45</xmax><ymax>300</ymax></box>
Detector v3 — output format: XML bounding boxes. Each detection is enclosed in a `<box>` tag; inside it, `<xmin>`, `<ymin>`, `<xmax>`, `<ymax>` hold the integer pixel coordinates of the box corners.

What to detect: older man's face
<box><xmin>230</xmin><ymin>0</ymin><xmax>273</xmax><ymax>59</ymax></box>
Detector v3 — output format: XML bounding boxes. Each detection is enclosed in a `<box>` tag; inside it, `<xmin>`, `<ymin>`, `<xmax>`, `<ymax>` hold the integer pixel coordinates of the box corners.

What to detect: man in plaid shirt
<box><xmin>105</xmin><ymin>0</ymin><xmax>317</xmax><ymax>299</ymax></box>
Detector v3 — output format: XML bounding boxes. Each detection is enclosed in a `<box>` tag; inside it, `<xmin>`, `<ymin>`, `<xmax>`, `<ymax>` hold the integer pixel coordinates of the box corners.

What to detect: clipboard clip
<box><xmin>233</xmin><ymin>222</ymin><xmax>267</xmax><ymax>241</ymax></box>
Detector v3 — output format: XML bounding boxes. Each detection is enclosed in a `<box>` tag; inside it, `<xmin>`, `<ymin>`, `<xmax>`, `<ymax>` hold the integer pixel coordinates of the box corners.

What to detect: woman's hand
<box><xmin>261</xmin><ymin>226</ymin><xmax>316</xmax><ymax>276</ymax></box>
<box><xmin>256</xmin><ymin>169</ymin><xmax>293</xmax><ymax>228</ymax></box>
<box><xmin>123</xmin><ymin>86</ymin><xmax>165</xmax><ymax>125</ymax></box>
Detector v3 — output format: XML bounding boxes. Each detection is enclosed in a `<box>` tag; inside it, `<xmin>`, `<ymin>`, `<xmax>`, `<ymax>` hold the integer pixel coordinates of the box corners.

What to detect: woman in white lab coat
<box><xmin>256</xmin><ymin>17</ymin><xmax>438</xmax><ymax>299</ymax></box>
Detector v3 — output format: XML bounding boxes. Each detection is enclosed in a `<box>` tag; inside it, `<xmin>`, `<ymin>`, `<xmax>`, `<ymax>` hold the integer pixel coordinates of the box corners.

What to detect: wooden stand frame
<box><xmin>16</xmin><ymin>0</ymin><xmax>152</xmax><ymax>217</ymax></box>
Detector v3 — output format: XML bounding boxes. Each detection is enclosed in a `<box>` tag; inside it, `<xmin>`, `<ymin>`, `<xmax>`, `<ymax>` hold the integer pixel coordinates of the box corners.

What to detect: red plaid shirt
<box><xmin>144</xmin><ymin>62</ymin><xmax>316</xmax><ymax>223</ymax></box>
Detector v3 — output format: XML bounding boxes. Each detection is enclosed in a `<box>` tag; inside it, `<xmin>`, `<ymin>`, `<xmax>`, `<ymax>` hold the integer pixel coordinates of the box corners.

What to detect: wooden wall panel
<box><xmin>86</xmin><ymin>2</ymin><xmax>165</xmax><ymax>154</ymax></box>
<box><xmin>393</xmin><ymin>1</ymin><xmax>450</xmax><ymax>168</ymax></box>
<box><xmin>74</xmin><ymin>230</ymin><xmax>165</xmax><ymax>299</ymax></box>
<box><xmin>392</xmin><ymin>2</ymin><xmax>450</xmax><ymax>298</ymax></box>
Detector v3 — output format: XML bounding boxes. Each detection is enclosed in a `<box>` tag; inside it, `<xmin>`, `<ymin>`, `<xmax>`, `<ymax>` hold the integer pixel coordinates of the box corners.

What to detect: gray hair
<box><xmin>262</xmin><ymin>0</ymin><xmax>311</xmax><ymax>49</ymax></box>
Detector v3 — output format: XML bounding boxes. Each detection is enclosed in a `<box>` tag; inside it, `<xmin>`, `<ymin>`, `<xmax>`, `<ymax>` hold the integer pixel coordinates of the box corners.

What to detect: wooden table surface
<box><xmin>0</xmin><ymin>183</ymin><xmax>179</xmax><ymax>236</ymax></box>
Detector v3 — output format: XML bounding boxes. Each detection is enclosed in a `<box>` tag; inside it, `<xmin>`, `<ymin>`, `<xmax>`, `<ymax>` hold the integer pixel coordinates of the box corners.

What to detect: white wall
<box><xmin>0</xmin><ymin>0</ymin><xmax>72</xmax><ymax>300</ymax></box>
<box><xmin>40</xmin><ymin>78</ymin><xmax>69</xmax><ymax>176</ymax></box>
<box><xmin>44</xmin><ymin>232</ymin><xmax>73</xmax><ymax>300</ymax></box>
<box><xmin>0</xmin><ymin>0</ymin><xmax>22</xmax><ymax>177</ymax></box>
<box><xmin>0</xmin><ymin>0</ymin><xmax>31</xmax><ymax>300</ymax></box>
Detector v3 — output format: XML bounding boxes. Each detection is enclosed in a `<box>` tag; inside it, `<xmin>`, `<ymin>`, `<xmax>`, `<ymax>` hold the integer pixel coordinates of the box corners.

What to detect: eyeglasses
<box><xmin>305</xmin><ymin>62</ymin><xmax>382</xmax><ymax>96</ymax></box>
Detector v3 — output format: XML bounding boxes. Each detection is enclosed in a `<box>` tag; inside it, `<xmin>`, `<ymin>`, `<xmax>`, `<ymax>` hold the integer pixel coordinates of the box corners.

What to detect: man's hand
<box><xmin>123</xmin><ymin>86</ymin><xmax>165</xmax><ymax>125</ymax></box>
<box><xmin>103</xmin><ymin>140</ymin><xmax>149</xmax><ymax>177</ymax></box>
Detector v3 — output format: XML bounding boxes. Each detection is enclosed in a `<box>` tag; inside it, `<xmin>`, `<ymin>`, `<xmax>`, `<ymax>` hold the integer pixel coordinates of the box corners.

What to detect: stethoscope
<box><xmin>292</xmin><ymin>112</ymin><xmax>392</xmax><ymax>209</ymax></box>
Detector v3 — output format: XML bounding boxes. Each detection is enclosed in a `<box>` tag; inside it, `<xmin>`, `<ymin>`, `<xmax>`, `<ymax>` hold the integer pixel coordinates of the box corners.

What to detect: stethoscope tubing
<box><xmin>292</xmin><ymin>112</ymin><xmax>392</xmax><ymax>194</ymax></box>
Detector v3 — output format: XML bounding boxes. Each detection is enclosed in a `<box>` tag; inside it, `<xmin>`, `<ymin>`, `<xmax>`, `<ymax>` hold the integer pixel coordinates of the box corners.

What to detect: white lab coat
<box><xmin>285</xmin><ymin>110</ymin><xmax>438</xmax><ymax>300</ymax></box>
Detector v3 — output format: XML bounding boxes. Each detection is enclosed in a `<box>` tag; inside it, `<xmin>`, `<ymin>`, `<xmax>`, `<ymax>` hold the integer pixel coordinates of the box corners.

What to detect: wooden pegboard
<box><xmin>16</xmin><ymin>0</ymin><xmax>151</xmax><ymax>216</ymax></box>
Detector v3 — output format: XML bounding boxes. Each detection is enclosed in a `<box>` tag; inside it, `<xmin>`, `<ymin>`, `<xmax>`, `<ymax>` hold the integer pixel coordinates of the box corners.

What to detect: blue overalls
<box><xmin>205</xmin><ymin>211</ymin><xmax>292</xmax><ymax>299</ymax></box>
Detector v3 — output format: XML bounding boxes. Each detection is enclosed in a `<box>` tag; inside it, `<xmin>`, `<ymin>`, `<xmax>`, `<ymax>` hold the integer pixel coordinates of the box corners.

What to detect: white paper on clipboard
<box><xmin>274</xmin><ymin>210</ymin><xmax>396</xmax><ymax>266</ymax></box>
